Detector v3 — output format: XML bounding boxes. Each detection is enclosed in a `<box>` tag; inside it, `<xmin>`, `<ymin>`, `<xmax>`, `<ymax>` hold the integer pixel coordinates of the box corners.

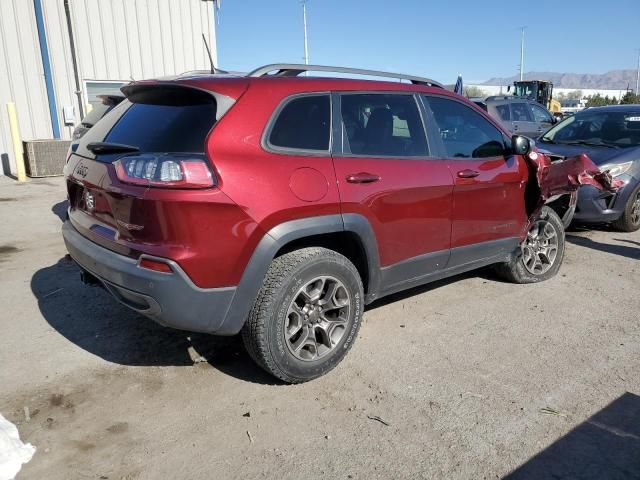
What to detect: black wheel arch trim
<box><xmin>217</xmin><ymin>213</ymin><xmax>381</xmax><ymax>335</ymax></box>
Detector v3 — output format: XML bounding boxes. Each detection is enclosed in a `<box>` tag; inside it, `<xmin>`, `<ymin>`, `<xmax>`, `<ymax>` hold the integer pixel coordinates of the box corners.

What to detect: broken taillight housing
<box><xmin>114</xmin><ymin>154</ymin><xmax>215</xmax><ymax>189</ymax></box>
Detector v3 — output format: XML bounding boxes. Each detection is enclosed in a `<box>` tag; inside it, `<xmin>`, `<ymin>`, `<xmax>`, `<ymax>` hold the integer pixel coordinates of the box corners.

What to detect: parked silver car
<box><xmin>71</xmin><ymin>94</ymin><xmax>125</xmax><ymax>140</ymax></box>
<box><xmin>473</xmin><ymin>96</ymin><xmax>558</xmax><ymax>138</ymax></box>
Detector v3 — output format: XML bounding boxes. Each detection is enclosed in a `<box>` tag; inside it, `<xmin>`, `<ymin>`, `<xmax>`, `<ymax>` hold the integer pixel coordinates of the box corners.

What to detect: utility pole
<box><xmin>636</xmin><ymin>49</ymin><xmax>639</xmax><ymax>95</ymax></box>
<box><xmin>302</xmin><ymin>1</ymin><xmax>309</xmax><ymax>66</ymax></box>
<box><xmin>519</xmin><ymin>26</ymin><xmax>526</xmax><ymax>81</ymax></box>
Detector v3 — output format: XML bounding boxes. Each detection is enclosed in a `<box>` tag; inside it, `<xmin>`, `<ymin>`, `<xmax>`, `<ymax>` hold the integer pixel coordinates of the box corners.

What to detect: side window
<box><xmin>511</xmin><ymin>103</ymin><xmax>533</xmax><ymax>122</ymax></box>
<box><xmin>530</xmin><ymin>104</ymin><xmax>553</xmax><ymax>123</ymax></box>
<box><xmin>268</xmin><ymin>95</ymin><xmax>330</xmax><ymax>151</ymax></box>
<box><xmin>340</xmin><ymin>93</ymin><xmax>428</xmax><ymax>156</ymax></box>
<box><xmin>425</xmin><ymin>96</ymin><xmax>506</xmax><ymax>159</ymax></box>
<box><xmin>495</xmin><ymin>104</ymin><xmax>511</xmax><ymax>121</ymax></box>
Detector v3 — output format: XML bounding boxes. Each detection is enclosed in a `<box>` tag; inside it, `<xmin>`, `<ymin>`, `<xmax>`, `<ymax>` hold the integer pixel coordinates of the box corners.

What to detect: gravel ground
<box><xmin>0</xmin><ymin>176</ymin><xmax>639</xmax><ymax>480</ymax></box>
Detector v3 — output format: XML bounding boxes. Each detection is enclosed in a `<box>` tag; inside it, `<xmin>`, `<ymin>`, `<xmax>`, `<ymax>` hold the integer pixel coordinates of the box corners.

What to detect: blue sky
<box><xmin>215</xmin><ymin>0</ymin><xmax>640</xmax><ymax>83</ymax></box>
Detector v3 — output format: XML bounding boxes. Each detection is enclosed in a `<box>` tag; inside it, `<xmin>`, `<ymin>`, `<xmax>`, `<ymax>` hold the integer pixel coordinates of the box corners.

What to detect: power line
<box><xmin>636</xmin><ymin>48</ymin><xmax>639</xmax><ymax>95</ymax></box>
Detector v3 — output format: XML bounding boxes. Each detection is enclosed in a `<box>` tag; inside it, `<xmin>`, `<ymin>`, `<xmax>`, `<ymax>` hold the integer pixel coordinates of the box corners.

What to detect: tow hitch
<box><xmin>80</xmin><ymin>268</ymin><xmax>102</xmax><ymax>287</ymax></box>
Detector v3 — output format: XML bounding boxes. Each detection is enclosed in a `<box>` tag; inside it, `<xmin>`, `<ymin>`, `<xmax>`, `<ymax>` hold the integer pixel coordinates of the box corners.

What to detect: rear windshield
<box><xmin>81</xmin><ymin>103</ymin><xmax>112</xmax><ymax>127</ymax></box>
<box><xmin>104</xmin><ymin>86</ymin><xmax>217</xmax><ymax>153</ymax></box>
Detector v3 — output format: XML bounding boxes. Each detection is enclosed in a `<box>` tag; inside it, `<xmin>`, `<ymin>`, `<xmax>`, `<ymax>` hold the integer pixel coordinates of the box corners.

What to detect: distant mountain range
<box><xmin>483</xmin><ymin>69</ymin><xmax>637</xmax><ymax>90</ymax></box>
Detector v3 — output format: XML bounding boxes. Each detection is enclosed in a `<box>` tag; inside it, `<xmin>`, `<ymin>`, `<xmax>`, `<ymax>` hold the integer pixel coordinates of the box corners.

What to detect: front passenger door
<box><xmin>529</xmin><ymin>103</ymin><xmax>554</xmax><ymax>138</ymax></box>
<box><xmin>510</xmin><ymin>102</ymin><xmax>538</xmax><ymax>137</ymax></box>
<box><xmin>423</xmin><ymin>95</ymin><xmax>529</xmax><ymax>266</ymax></box>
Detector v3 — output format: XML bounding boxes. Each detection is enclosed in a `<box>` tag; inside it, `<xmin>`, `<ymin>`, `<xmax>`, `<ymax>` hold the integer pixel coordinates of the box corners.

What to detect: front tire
<box><xmin>561</xmin><ymin>201</ymin><xmax>576</xmax><ymax>229</ymax></box>
<box><xmin>612</xmin><ymin>184</ymin><xmax>640</xmax><ymax>232</ymax></box>
<box><xmin>242</xmin><ymin>247</ymin><xmax>364</xmax><ymax>384</ymax></box>
<box><xmin>496</xmin><ymin>206</ymin><xmax>565</xmax><ymax>284</ymax></box>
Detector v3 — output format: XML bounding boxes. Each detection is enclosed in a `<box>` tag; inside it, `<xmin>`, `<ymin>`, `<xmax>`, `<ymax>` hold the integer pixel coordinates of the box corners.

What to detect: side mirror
<box><xmin>511</xmin><ymin>135</ymin><xmax>531</xmax><ymax>156</ymax></box>
<box><xmin>552</xmin><ymin>113</ymin><xmax>563</xmax><ymax>124</ymax></box>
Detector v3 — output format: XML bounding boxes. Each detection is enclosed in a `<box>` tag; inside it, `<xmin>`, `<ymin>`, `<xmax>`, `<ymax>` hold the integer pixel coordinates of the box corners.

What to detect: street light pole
<box><xmin>636</xmin><ymin>49</ymin><xmax>639</xmax><ymax>95</ymax></box>
<box><xmin>519</xmin><ymin>26</ymin><xmax>526</xmax><ymax>81</ymax></box>
<box><xmin>302</xmin><ymin>1</ymin><xmax>309</xmax><ymax>66</ymax></box>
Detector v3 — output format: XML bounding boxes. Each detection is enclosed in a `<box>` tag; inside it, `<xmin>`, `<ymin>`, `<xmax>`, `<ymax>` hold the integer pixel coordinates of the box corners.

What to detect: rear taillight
<box><xmin>114</xmin><ymin>154</ymin><xmax>215</xmax><ymax>189</ymax></box>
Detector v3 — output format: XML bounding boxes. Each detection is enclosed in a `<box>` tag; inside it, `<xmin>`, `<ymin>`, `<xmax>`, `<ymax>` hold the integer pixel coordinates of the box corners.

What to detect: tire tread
<box><xmin>611</xmin><ymin>184</ymin><xmax>640</xmax><ymax>232</ymax></box>
<box><xmin>242</xmin><ymin>247</ymin><xmax>361</xmax><ymax>384</ymax></box>
<box><xmin>495</xmin><ymin>206</ymin><xmax>566</xmax><ymax>284</ymax></box>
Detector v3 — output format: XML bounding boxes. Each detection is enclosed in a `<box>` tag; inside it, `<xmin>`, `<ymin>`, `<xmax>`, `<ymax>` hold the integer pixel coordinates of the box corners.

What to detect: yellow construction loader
<box><xmin>512</xmin><ymin>80</ymin><xmax>562</xmax><ymax>114</ymax></box>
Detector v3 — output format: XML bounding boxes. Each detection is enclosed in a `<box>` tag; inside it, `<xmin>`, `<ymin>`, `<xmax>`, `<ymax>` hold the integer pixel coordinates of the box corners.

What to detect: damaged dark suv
<box><xmin>62</xmin><ymin>64</ymin><xmax>617</xmax><ymax>383</ymax></box>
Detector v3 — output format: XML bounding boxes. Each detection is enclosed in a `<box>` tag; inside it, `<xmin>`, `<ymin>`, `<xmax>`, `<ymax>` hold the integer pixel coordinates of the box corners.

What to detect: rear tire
<box><xmin>242</xmin><ymin>247</ymin><xmax>364</xmax><ymax>384</ymax></box>
<box><xmin>611</xmin><ymin>184</ymin><xmax>640</xmax><ymax>232</ymax></box>
<box><xmin>495</xmin><ymin>206</ymin><xmax>565</xmax><ymax>284</ymax></box>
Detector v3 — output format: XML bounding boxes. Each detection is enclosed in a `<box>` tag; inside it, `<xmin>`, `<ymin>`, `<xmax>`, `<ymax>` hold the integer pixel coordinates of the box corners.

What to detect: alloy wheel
<box><xmin>284</xmin><ymin>276</ymin><xmax>351</xmax><ymax>361</ymax></box>
<box><xmin>522</xmin><ymin>218</ymin><xmax>559</xmax><ymax>275</ymax></box>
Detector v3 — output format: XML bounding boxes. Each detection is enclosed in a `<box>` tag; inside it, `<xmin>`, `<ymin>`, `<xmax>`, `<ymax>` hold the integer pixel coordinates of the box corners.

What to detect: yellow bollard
<box><xmin>7</xmin><ymin>102</ymin><xmax>27</xmax><ymax>182</ymax></box>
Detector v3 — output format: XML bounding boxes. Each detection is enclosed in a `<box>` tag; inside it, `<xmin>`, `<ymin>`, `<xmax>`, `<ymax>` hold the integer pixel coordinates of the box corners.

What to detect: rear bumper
<box><xmin>62</xmin><ymin>220</ymin><xmax>238</xmax><ymax>334</ymax></box>
<box><xmin>573</xmin><ymin>175</ymin><xmax>638</xmax><ymax>223</ymax></box>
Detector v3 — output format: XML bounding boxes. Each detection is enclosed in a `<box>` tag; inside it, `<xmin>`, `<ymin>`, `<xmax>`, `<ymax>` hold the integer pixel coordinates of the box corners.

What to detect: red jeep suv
<box><xmin>62</xmin><ymin>64</ymin><xmax>609</xmax><ymax>383</ymax></box>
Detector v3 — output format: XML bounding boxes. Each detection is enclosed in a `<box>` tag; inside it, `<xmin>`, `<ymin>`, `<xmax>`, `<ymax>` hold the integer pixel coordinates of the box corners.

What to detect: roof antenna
<box><xmin>202</xmin><ymin>33</ymin><xmax>216</xmax><ymax>74</ymax></box>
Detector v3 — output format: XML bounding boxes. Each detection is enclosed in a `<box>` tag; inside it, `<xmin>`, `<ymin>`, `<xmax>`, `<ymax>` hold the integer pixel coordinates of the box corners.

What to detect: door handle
<box><xmin>346</xmin><ymin>172</ymin><xmax>381</xmax><ymax>184</ymax></box>
<box><xmin>457</xmin><ymin>169</ymin><xmax>480</xmax><ymax>179</ymax></box>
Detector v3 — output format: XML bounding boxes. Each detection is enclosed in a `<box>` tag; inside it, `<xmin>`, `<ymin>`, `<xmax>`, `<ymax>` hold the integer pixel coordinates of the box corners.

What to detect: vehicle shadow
<box><xmin>504</xmin><ymin>392</ymin><xmax>640</xmax><ymax>479</ymax></box>
<box><xmin>614</xmin><ymin>238</ymin><xmax>640</xmax><ymax>247</ymax></box>
<box><xmin>52</xmin><ymin>200</ymin><xmax>69</xmax><ymax>223</ymax></box>
<box><xmin>566</xmin><ymin>234</ymin><xmax>640</xmax><ymax>261</ymax></box>
<box><xmin>566</xmin><ymin>222</ymin><xmax>622</xmax><ymax>233</ymax></box>
<box><xmin>31</xmin><ymin>257</ymin><xmax>278</xmax><ymax>385</ymax></box>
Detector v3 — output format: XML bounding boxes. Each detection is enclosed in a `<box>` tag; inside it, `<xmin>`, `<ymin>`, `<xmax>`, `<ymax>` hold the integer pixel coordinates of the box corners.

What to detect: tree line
<box><xmin>584</xmin><ymin>91</ymin><xmax>640</xmax><ymax>107</ymax></box>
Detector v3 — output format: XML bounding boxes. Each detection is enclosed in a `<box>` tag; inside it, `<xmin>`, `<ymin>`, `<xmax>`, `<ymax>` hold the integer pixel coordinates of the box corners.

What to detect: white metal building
<box><xmin>0</xmin><ymin>0</ymin><xmax>218</xmax><ymax>176</ymax></box>
<box><xmin>467</xmin><ymin>84</ymin><xmax>628</xmax><ymax>101</ymax></box>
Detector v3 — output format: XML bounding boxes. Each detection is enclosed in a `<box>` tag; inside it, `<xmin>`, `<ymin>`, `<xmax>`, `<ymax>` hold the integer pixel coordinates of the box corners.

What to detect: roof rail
<box><xmin>247</xmin><ymin>64</ymin><xmax>444</xmax><ymax>88</ymax></box>
<box><xmin>485</xmin><ymin>95</ymin><xmax>514</xmax><ymax>102</ymax></box>
<box><xmin>178</xmin><ymin>68</ymin><xmax>246</xmax><ymax>76</ymax></box>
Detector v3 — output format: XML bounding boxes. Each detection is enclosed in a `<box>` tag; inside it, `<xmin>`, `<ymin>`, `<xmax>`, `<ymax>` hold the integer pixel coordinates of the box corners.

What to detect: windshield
<box><xmin>514</xmin><ymin>83</ymin><xmax>537</xmax><ymax>99</ymax></box>
<box><xmin>541</xmin><ymin>110</ymin><xmax>640</xmax><ymax>147</ymax></box>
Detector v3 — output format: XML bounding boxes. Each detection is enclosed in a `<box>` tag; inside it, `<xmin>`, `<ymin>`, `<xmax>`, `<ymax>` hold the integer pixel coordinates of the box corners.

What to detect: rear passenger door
<box><xmin>423</xmin><ymin>95</ymin><xmax>529</xmax><ymax>264</ymax></box>
<box><xmin>510</xmin><ymin>102</ymin><xmax>538</xmax><ymax>137</ymax></box>
<box><xmin>331</xmin><ymin>92</ymin><xmax>454</xmax><ymax>289</ymax></box>
<box><xmin>493</xmin><ymin>103</ymin><xmax>514</xmax><ymax>133</ymax></box>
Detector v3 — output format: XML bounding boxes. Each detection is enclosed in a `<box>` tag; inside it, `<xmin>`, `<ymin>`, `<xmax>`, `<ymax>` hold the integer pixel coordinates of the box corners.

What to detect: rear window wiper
<box><xmin>86</xmin><ymin>142</ymin><xmax>140</xmax><ymax>154</ymax></box>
